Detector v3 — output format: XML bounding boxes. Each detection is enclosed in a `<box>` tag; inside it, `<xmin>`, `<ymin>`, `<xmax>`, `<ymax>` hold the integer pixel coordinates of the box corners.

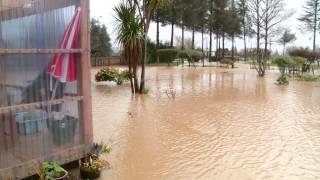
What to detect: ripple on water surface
<box><xmin>92</xmin><ymin>66</ymin><xmax>320</xmax><ymax>180</ymax></box>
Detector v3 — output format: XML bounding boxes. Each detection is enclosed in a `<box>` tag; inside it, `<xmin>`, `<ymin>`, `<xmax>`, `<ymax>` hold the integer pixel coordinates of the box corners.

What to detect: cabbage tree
<box><xmin>114</xmin><ymin>3</ymin><xmax>144</xmax><ymax>93</ymax></box>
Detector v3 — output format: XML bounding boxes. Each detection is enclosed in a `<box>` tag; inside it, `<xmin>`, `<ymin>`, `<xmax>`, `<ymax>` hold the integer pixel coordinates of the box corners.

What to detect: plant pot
<box><xmin>48</xmin><ymin>115</ymin><xmax>77</xmax><ymax>145</ymax></box>
<box><xmin>80</xmin><ymin>167</ymin><xmax>101</xmax><ymax>179</ymax></box>
<box><xmin>46</xmin><ymin>169</ymin><xmax>68</xmax><ymax>180</ymax></box>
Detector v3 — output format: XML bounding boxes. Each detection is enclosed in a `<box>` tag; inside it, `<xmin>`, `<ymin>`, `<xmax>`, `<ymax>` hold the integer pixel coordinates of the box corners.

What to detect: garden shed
<box><xmin>0</xmin><ymin>0</ymin><xmax>92</xmax><ymax>179</ymax></box>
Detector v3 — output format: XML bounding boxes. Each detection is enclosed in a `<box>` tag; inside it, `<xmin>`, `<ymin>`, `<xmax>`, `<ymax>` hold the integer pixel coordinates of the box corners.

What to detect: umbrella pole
<box><xmin>48</xmin><ymin>80</ymin><xmax>59</xmax><ymax>113</ymax></box>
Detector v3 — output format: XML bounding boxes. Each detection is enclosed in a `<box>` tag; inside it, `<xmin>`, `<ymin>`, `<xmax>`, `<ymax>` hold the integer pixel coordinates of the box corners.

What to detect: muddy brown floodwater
<box><xmin>91</xmin><ymin>65</ymin><xmax>320</xmax><ymax>180</ymax></box>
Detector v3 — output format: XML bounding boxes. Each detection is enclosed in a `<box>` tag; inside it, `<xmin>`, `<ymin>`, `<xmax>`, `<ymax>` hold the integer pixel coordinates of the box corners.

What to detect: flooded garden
<box><xmin>91</xmin><ymin>65</ymin><xmax>320</xmax><ymax>180</ymax></box>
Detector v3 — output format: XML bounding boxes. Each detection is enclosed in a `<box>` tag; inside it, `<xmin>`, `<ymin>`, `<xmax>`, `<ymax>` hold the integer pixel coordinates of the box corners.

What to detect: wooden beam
<box><xmin>80</xmin><ymin>0</ymin><xmax>93</xmax><ymax>145</ymax></box>
<box><xmin>0</xmin><ymin>48</ymin><xmax>82</xmax><ymax>54</ymax></box>
<box><xmin>0</xmin><ymin>96</ymin><xmax>83</xmax><ymax>114</ymax></box>
<box><xmin>0</xmin><ymin>0</ymin><xmax>78</xmax><ymax>21</ymax></box>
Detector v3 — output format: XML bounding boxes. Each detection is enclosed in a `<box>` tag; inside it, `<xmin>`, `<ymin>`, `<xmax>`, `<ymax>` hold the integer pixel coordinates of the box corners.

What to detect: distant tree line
<box><xmin>151</xmin><ymin>0</ymin><xmax>295</xmax><ymax>76</ymax></box>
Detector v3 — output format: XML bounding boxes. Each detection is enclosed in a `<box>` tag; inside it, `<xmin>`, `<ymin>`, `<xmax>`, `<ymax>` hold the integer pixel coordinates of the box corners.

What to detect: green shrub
<box><xmin>209</xmin><ymin>56</ymin><xmax>223</xmax><ymax>62</ymax></box>
<box><xmin>95</xmin><ymin>67</ymin><xmax>129</xmax><ymax>85</ymax></box>
<box><xmin>291</xmin><ymin>56</ymin><xmax>307</xmax><ymax>66</ymax></box>
<box><xmin>95</xmin><ymin>67</ymin><xmax>118</xmax><ymax>82</ymax></box>
<box><xmin>178</xmin><ymin>50</ymin><xmax>204</xmax><ymax>62</ymax></box>
<box><xmin>157</xmin><ymin>48</ymin><xmax>179</xmax><ymax>64</ymax></box>
<box><xmin>272</xmin><ymin>56</ymin><xmax>291</xmax><ymax>74</ymax></box>
<box><xmin>190</xmin><ymin>50</ymin><xmax>204</xmax><ymax>62</ymax></box>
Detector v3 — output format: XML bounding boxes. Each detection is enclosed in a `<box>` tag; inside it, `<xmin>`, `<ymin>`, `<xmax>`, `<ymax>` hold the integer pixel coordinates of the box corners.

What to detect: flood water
<box><xmin>91</xmin><ymin>65</ymin><xmax>320</xmax><ymax>180</ymax></box>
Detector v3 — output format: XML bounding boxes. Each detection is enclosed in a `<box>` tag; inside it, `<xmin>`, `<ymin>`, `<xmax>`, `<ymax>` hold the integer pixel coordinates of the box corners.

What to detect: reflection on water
<box><xmin>92</xmin><ymin>65</ymin><xmax>320</xmax><ymax>180</ymax></box>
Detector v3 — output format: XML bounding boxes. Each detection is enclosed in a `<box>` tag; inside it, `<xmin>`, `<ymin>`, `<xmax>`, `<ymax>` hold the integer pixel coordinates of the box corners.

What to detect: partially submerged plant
<box><xmin>80</xmin><ymin>142</ymin><xmax>111</xmax><ymax>179</ymax></box>
<box><xmin>164</xmin><ymin>87</ymin><xmax>176</xmax><ymax>99</ymax></box>
<box><xmin>95</xmin><ymin>67</ymin><xmax>129</xmax><ymax>85</ymax></box>
<box><xmin>37</xmin><ymin>161</ymin><xmax>67</xmax><ymax>180</ymax></box>
<box><xmin>276</xmin><ymin>74</ymin><xmax>289</xmax><ymax>85</ymax></box>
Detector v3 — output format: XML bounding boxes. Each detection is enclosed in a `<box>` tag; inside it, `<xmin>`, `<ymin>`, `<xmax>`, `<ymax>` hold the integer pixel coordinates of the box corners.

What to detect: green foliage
<box><xmin>272</xmin><ymin>56</ymin><xmax>291</xmax><ymax>74</ymax></box>
<box><xmin>40</xmin><ymin>161</ymin><xmax>66</xmax><ymax>180</ymax></box>
<box><xmin>296</xmin><ymin>74</ymin><xmax>320</xmax><ymax>82</ymax></box>
<box><xmin>147</xmin><ymin>40</ymin><xmax>172</xmax><ymax>64</ymax></box>
<box><xmin>178</xmin><ymin>50</ymin><xmax>204</xmax><ymax>62</ymax></box>
<box><xmin>95</xmin><ymin>67</ymin><xmax>129</xmax><ymax>85</ymax></box>
<box><xmin>276</xmin><ymin>74</ymin><xmax>289</xmax><ymax>85</ymax></box>
<box><xmin>157</xmin><ymin>48</ymin><xmax>179</xmax><ymax>64</ymax></box>
<box><xmin>209</xmin><ymin>56</ymin><xmax>224</xmax><ymax>62</ymax></box>
<box><xmin>91</xmin><ymin>18</ymin><xmax>113</xmax><ymax>57</ymax></box>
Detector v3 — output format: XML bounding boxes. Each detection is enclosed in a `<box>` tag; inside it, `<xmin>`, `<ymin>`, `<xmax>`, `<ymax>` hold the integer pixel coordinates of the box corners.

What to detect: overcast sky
<box><xmin>90</xmin><ymin>0</ymin><xmax>312</xmax><ymax>53</ymax></box>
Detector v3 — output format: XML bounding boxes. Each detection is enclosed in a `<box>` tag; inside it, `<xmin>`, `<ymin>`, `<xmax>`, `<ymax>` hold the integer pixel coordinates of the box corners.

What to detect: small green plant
<box><xmin>80</xmin><ymin>142</ymin><xmax>111</xmax><ymax>179</ymax></box>
<box><xmin>276</xmin><ymin>74</ymin><xmax>289</xmax><ymax>85</ymax></box>
<box><xmin>38</xmin><ymin>161</ymin><xmax>66</xmax><ymax>180</ymax></box>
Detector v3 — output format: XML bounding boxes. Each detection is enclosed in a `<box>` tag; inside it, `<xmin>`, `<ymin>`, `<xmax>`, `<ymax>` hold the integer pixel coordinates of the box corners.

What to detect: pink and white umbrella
<box><xmin>49</xmin><ymin>8</ymin><xmax>80</xmax><ymax>90</ymax></box>
<box><xmin>48</xmin><ymin>8</ymin><xmax>81</xmax><ymax>100</ymax></box>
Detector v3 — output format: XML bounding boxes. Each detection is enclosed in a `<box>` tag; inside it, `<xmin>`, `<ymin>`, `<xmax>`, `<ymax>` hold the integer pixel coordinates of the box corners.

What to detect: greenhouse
<box><xmin>0</xmin><ymin>0</ymin><xmax>92</xmax><ymax>179</ymax></box>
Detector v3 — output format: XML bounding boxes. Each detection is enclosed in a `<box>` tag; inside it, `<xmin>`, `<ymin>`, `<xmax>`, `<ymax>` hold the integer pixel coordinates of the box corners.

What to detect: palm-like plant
<box><xmin>114</xmin><ymin>4</ymin><xmax>144</xmax><ymax>93</ymax></box>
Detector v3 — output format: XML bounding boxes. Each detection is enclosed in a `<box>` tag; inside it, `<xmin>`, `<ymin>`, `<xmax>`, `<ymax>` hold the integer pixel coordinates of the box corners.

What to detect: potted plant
<box><xmin>79</xmin><ymin>143</ymin><xmax>111</xmax><ymax>179</ymax></box>
<box><xmin>48</xmin><ymin>112</ymin><xmax>77</xmax><ymax>145</ymax></box>
<box><xmin>37</xmin><ymin>161</ymin><xmax>68</xmax><ymax>180</ymax></box>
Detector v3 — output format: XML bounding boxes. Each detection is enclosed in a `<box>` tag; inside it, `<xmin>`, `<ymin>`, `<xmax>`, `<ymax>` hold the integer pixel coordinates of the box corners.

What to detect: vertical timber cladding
<box><xmin>0</xmin><ymin>0</ymin><xmax>93</xmax><ymax>179</ymax></box>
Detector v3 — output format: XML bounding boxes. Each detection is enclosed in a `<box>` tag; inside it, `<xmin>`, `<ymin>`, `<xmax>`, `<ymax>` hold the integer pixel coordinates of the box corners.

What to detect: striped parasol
<box><xmin>48</xmin><ymin>8</ymin><xmax>81</xmax><ymax>98</ymax></box>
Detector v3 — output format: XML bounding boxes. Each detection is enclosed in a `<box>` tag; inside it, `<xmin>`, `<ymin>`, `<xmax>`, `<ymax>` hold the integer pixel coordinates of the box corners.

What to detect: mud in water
<box><xmin>91</xmin><ymin>65</ymin><xmax>320</xmax><ymax>180</ymax></box>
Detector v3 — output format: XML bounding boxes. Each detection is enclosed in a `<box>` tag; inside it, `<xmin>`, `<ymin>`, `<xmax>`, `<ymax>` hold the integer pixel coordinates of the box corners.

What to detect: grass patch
<box><xmin>295</xmin><ymin>74</ymin><xmax>320</xmax><ymax>82</ymax></box>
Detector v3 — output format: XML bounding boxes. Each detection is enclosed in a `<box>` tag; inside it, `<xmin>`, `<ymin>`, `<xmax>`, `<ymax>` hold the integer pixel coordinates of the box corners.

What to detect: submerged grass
<box><xmin>295</xmin><ymin>74</ymin><xmax>320</xmax><ymax>82</ymax></box>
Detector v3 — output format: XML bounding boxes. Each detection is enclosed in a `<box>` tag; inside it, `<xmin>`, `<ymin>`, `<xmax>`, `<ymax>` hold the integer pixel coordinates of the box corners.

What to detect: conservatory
<box><xmin>0</xmin><ymin>0</ymin><xmax>92</xmax><ymax>179</ymax></box>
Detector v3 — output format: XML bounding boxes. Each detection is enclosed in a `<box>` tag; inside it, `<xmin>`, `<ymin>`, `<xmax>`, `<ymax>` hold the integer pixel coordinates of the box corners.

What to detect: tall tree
<box><xmin>213</xmin><ymin>0</ymin><xmax>230</xmax><ymax>57</ymax></box>
<box><xmin>278</xmin><ymin>29</ymin><xmax>296</xmax><ymax>55</ymax></box>
<box><xmin>261</xmin><ymin>0</ymin><xmax>290</xmax><ymax>60</ymax></box>
<box><xmin>298</xmin><ymin>0</ymin><xmax>320</xmax><ymax>62</ymax></box>
<box><xmin>238</xmin><ymin>0</ymin><xmax>253</xmax><ymax>61</ymax></box>
<box><xmin>249</xmin><ymin>0</ymin><xmax>265</xmax><ymax>76</ymax></box>
<box><xmin>227</xmin><ymin>0</ymin><xmax>242</xmax><ymax>60</ymax></box>
<box><xmin>90</xmin><ymin>18</ymin><xmax>113</xmax><ymax>57</ymax></box>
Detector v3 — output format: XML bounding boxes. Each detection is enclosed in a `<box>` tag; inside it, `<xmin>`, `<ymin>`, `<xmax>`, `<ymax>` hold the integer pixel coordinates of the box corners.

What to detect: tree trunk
<box><xmin>202</xmin><ymin>27</ymin><xmax>205</xmax><ymax>67</ymax></box>
<box><xmin>256</xmin><ymin>0</ymin><xmax>263</xmax><ymax>77</ymax></box>
<box><xmin>231</xmin><ymin>35</ymin><xmax>235</xmax><ymax>60</ymax></box>
<box><xmin>201</xmin><ymin>27</ymin><xmax>204</xmax><ymax>53</ymax></box>
<box><xmin>243</xmin><ymin>18</ymin><xmax>247</xmax><ymax>61</ymax></box>
<box><xmin>222</xmin><ymin>33</ymin><xmax>225</xmax><ymax>57</ymax></box>
<box><xmin>182</xmin><ymin>24</ymin><xmax>185</xmax><ymax>49</ymax></box>
<box><xmin>192</xmin><ymin>26</ymin><xmax>195</xmax><ymax>49</ymax></box>
<box><xmin>264</xmin><ymin>20</ymin><xmax>268</xmax><ymax>60</ymax></box>
<box><xmin>209</xmin><ymin>29</ymin><xmax>212</xmax><ymax>59</ymax></box>
<box><xmin>218</xmin><ymin>33</ymin><xmax>221</xmax><ymax>58</ymax></box>
<box><xmin>156</xmin><ymin>15</ymin><xmax>160</xmax><ymax>64</ymax></box>
<box><xmin>171</xmin><ymin>20</ymin><xmax>174</xmax><ymax>47</ymax></box>
<box><xmin>139</xmin><ymin>0</ymin><xmax>147</xmax><ymax>93</ymax></box>
<box><xmin>313</xmin><ymin>1</ymin><xmax>318</xmax><ymax>62</ymax></box>
<box><xmin>216</xmin><ymin>33</ymin><xmax>218</xmax><ymax>59</ymax></box>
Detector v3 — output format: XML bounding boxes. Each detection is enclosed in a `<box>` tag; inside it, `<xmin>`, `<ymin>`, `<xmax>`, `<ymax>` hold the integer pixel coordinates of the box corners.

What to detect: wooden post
<box><xmin>80</xmin><ymin>0</ymin><xmax>93</xmax><ymax>145</ymax></box>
